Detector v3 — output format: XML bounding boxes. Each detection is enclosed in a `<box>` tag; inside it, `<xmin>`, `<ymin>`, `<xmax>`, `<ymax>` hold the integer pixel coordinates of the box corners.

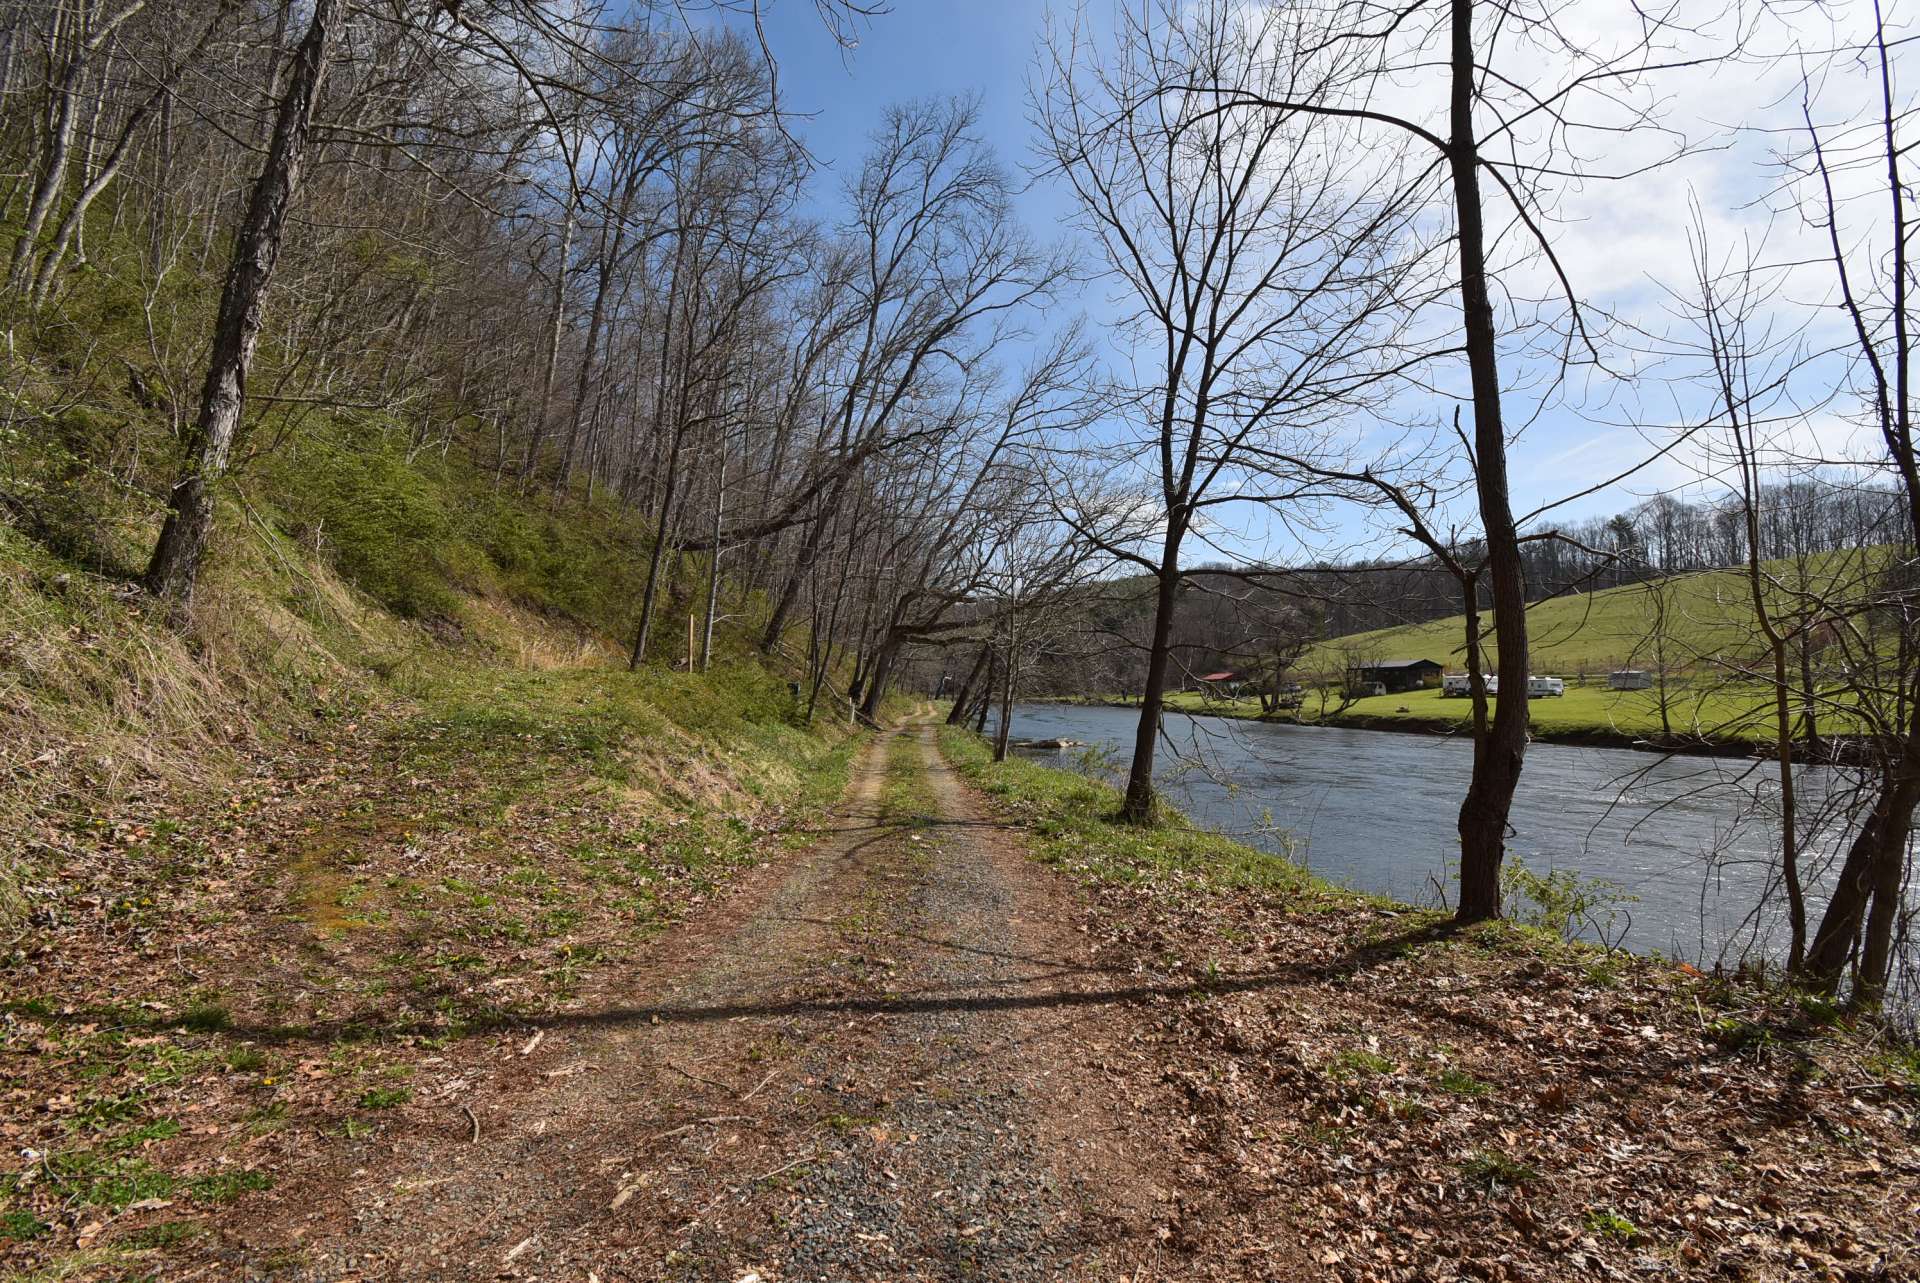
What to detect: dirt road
<box><xmin>212</xmin><ymin>726</ymin><xmax>1174</xmax><ymax>1281</ymax></box>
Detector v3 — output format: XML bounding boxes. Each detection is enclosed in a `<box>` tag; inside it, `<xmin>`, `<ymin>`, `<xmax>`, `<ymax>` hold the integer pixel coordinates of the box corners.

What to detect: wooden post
<box><xmin>687</xmin><ymin>614</ymin><xmax>694</xmax><ymax>673</ymax></box>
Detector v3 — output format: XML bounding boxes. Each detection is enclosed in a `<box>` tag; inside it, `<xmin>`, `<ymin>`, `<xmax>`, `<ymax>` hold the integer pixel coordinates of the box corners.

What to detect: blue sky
<box><xmin>749</xmin><ymin>1</ymin><xmax>1070</xmax><ymax>227</ymax></box>
<box><xmin>735</xmin><ymin>1</ymin><xmax>1888</xmax><ymax>564</ymax></box>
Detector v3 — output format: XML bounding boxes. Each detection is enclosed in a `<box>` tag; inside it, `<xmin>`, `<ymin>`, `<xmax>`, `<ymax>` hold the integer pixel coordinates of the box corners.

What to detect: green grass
<box><xmin>1461</xmin><ymin>1149</ymin><xmax>1538</xmax><ymax>1190</ymax></box>
<box><xmin>1298</xmin><ymin>550</ymin><xmax>1886</xmax><ymax>678</ymax></box>
<box><xmin>1154</xmin><ymin>677</ymin><xmax>1859</xmax><ymax>746</ymax></box>
<box><xmin>1328</xmin><ymin>1049</ymin><xmax>1395</xmax><ymax>1078</ymax></box>
<box><xmin>1583</xmin><ymin>1208</ymin><xmax>1640</xmax><ymax>1240</ymax></box>
<box><xmin>938</xmin><ymin>725</ymin><xmax>1340</xmax><ymax>899</ymax></box>
<box><xmin>0</xmin><ymin>1208</ymin><xmax>50</xmax><ymax>1242</ymax></box>
<box><xmin>880</xmin><ymin>735</ymin><xmax>937</xmax><ymax>828</ymax></box>
<box><xmin>1436</xmin><ymin>1067</ymin><xmax>1494</xmax><ymax>1096</ymax></box>
<box><xmin>1088</xmin><ymin>550</ymin><xmax>1896</xmax><ymax>746</ymax></box>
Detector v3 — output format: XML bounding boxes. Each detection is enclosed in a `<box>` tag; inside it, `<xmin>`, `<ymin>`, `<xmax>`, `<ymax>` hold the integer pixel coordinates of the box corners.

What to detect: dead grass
<box><xmin>455</xmin><ymin>593</ymin><xmax>621</xmax><ymax>671</ymax></box>
<box><xmin>0</xmin><ymin>517</ymin><xmax>415</xmax><ymax>932</ymax></box>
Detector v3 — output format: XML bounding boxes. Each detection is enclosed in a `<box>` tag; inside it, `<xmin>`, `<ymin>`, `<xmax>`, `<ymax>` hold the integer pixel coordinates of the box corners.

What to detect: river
<box><xmin>1000</xmin><ymin>702</ymin><xmax>1843</xmax><ymax>967</ymax></box>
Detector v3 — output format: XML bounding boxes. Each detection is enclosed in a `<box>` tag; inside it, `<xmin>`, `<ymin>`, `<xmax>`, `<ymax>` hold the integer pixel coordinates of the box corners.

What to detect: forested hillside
<box><xmin>1</xmin><ymin>0</ymin><xmax>1076</xmax><ymax>734</ymax></box>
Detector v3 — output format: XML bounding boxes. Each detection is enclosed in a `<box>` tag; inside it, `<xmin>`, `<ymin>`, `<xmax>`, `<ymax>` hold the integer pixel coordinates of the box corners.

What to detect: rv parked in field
<box><xmin>1442</xmin><ymin>673</ymin><xmax>1560</xmax><ymax>697</ymax></box>
<box><xmin>1608</xmin><ymin>669</ymin><xmax>1653</xmax><ymax>690</ymax></box>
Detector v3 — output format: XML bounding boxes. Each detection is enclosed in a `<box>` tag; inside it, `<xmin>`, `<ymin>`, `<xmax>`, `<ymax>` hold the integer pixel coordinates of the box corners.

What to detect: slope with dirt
<box><xmin>0</xmin><ymin>653</ymin><xmax>862</xmax><ymax>1278</ymax></box>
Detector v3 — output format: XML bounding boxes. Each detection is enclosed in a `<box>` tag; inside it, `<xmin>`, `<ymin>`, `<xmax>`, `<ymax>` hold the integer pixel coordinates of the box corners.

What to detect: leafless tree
<box><xmin>1167</xmin><ymin>0</ymin><xmax>1720</xmax><ymax>919</ymax></box>
<box><xmin>1789</xmin><ymin>8</ymin><xmax>1920</xmax><ymax>1000</ymax></box>
<box><xmin>1687</xmin><ymin>230</ymin><xmax>1812</xmax><ymax>969</ymax></box>
<box><xmin>1034</xmin><ymin>0</ymin><xmax>1430</xmax><ymax>825</ymax></box>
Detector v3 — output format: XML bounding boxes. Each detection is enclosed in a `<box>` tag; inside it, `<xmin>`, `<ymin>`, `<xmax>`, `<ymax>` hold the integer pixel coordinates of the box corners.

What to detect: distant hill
<box><xmin>1297</xmin><ymin>549</ymin><xmax>1886</xmax><ymax>679</ymax></box>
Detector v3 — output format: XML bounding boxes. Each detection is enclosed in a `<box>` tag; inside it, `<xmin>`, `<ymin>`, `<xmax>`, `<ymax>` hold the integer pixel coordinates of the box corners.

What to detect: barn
<box><xmin>1196</xmin><ymin>670</ymin><xmax>1246</xmax><ymax>698</ymax></box>
<box><xmin>1346</xmin><ymin>658</ymin><xmax>1443</xmax><ymax>694</ymax></box>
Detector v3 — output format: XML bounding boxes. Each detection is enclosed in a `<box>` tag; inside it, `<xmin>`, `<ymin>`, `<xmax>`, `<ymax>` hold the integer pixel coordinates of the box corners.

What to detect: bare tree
<box><xmin>1792</xmin><ymin>10</ymin><xmax>1920</xmax><ymax>1000</ymax></box>
<box><xmin>140</xmin><ymin>0</ymin><xmax>341</xmax><ymax>618</ymax></box>
<box><xmin>1035</xmin><ymin>0</ymin><xmax>1427</xmax><ymax>825</ymax></box>
<box><xmin>737</xmin><ymin>95</ymin><xmax>1072</xmax><ymax>657</ymax></box>
<box><xmin>1171</xmin><ymin>0</ymin><xmax>1716</xmax><ymax>919</ymax></box>
<box><xmin>1689</xmin><ymin>232</ymin><xmax>1809</xmax><ymax>969</ymax></box>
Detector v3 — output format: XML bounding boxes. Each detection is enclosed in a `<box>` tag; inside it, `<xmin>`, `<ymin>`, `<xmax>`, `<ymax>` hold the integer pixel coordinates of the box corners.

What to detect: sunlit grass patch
<box><xmin>937</xmin><ymin>725</ymin><xmax>1336</xmax><ymax>900</ymax></box>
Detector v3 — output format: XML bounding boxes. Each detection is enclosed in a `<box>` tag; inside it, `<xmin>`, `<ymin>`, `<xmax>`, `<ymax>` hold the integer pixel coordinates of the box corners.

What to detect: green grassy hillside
<box><xmin>1297</xmin><ymin>550</ymin><xmax>1884</xmax><ymax>679</ymax></box>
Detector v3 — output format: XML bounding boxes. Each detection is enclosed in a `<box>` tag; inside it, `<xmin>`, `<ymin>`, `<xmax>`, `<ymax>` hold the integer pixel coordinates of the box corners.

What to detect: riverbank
<box><xmin>938</xmin><ymin>725</ymin><xmax>1920</xmax><ymax>1280</ymax></box>
<box><xmin>1050</xmin><ymin>687</ymin><xmax>1834</xmax><ymax>762</ymax></box>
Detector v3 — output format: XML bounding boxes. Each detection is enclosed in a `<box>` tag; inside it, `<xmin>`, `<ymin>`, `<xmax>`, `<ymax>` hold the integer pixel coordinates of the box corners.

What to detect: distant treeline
<box><xmin>1021</xmin><ymin>475</ymin><xmax>1898</xmax><ymax>694</ymax></box>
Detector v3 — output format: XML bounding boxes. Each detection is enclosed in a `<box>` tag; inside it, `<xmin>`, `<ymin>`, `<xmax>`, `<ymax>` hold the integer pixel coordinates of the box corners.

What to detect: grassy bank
<box><xmin>936</xmin><ymin>727</ymin><xmax>1920</xmax><ymax>1280</ymax></box>
<box><xmin>1062</xmin><ymin>682</ymin><xmax>1832</xmax><ymax>753</ymax></box>
<box><xmin>937</xmin><ymin>724</ymin><xmax>1337</xmax><ymax>897</ymax></box>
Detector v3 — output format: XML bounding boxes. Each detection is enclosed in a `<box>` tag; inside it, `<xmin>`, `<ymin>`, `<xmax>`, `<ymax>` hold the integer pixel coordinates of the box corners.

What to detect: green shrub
<box><xmin>1583</xmin><ymin>1207</ymin><xmax>1639</xmax><ymax>1240</ymax></box>
<box><xmin>1502</xmin><ymin>855</ymin><xmax>1636</xmax><ymax>944</ymax></box>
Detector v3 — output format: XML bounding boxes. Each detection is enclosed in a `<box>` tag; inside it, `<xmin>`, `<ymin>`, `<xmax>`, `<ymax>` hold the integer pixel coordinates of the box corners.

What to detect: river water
<box><xmin>1001</xmin><ymin>702</ymin><xmax>1846</xmax><ymax>967</ymax></box>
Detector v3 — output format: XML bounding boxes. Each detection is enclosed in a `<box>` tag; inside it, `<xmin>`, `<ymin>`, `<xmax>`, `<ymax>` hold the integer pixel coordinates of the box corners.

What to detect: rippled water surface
<box><xmin>1001</xmin><ymin>702</ymin><xmax>1844</xmax><ymax>965</ymax></box>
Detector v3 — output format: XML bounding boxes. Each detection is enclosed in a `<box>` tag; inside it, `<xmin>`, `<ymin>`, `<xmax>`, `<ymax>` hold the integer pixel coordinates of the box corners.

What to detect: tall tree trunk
<box><xmin>761</xmin><ymin>472</ymin><xmax>849</xmax><ymax>653</ymax></box>
<box><xmin>1734</xmin><ymin>445</ymin><xmax>1806</xmax><ymax>969</ymax></box>
<box><xmin>1804</xmin><ymin>765</ymin><xmax>1920</xmax><ymax>994</ymax></box>
<box><xmin>554</xmin><ymin>204</ymin><xmax>631</xmax><ymax>500</ymax></box>
<box><xmin>992</xmin><ymin>619</ymin><xmax>1015</xmax><ymax>763</ymax></box>
<box><xmin>1122</xmin><ymin>549</ymin><xmax>1182</xmax><ymax>825</ymax></box>
<box><xmin>1798</xmin><ymin>633</ymin><xmax>1821</xmax><ymax>758</ymax></box>
<box><xmin>141</xmin><ymin>0</ymin><xmax>337</xmax><ymax>617</ymax></box>
<box><xmin>9</xmin><ymin>0</ymin><xmax>157</xmax><ymax>290</ymax></box>
<box><xmin>1801</xmin><ymin>9</ymin><xmax>1918</xmax><ymax>996</ymax></box>
<box><xmin>1859</xmin><ymin>788</ymin><xmax>1911</xmax><ymax>1000</ymax></box>
<box><xmin>1448</xmin><ymin>0</ymin><xmax>1528</xmax><ymax>923</ymax></box>
<box><xmin>858</xmin><ymin>632</ymin><xmax>901</xmax><ymax>724</ymax></box>
<box><xmin>30</xmin><ymin>28</ymin><xmax>211</xmax><ymax>310</ymax></box>
<box><xmin>973</xmin><ymin>652</ymin><xmax>995</xmax><ymax>734</ymax></box>
<box><xmin>520</xmin><ymin>209</ymin><xmax>573</xmax><ymax>488</ymax></box>
<box><xmin>629</xmin><ymin>422</ymin><xmax>687</xmax><ymax>669</ymax></box>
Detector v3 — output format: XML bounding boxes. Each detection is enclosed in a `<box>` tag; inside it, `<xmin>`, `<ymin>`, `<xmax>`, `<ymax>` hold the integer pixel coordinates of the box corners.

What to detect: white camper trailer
<box><xmin>1609</xmin><ymin>669</ymin><xmax>1653</xmax><ymax>691</ymax></box>
<box><xmin>1527</xmin><ymin>675</ymin><xmax>1565</xmax><ymax>698</ymax></box>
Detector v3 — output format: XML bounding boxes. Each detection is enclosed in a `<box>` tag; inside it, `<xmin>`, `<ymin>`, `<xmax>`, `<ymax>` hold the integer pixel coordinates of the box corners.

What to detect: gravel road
<box><xmin>219</xmin><ymin>726</ymin><xmax>1170</xmax><ymax>1282</ymax></box>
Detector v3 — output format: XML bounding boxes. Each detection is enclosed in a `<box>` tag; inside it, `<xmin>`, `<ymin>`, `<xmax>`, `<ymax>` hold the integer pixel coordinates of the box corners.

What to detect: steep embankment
<box><xmin>0</xmin><ymin>397</ymin><xmax>873</xmax><ymax>1275</ymax></box>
